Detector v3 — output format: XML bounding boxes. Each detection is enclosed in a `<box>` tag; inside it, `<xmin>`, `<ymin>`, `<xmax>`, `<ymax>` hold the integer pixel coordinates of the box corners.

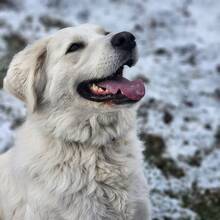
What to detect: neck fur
<box><xmin>29</xmin><ymin>108</ymin><xmax>136</xmax><ymax>147</ymax></box>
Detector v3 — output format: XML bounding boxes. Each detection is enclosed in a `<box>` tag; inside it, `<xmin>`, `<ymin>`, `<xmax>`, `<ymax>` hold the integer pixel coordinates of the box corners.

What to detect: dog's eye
<box><xmin>104</xmin><ymin>31</ymin><xmax>110</xmax><ymax>36</ymax></box>
<box><xmin>66</xmin><ymin>42</ymin><xmax>85</xmax><ymax>54</ymax></box>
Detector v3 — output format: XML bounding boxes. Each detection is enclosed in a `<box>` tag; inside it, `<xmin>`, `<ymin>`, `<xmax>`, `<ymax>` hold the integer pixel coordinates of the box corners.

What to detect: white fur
<box><xmin>0</xmin><ymin>24</ymin><xmax>151</xmax><ymax>220</ymax></box>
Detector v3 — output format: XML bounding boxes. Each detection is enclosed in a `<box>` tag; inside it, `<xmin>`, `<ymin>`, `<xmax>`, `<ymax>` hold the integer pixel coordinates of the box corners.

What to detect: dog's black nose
<box><xmin>111</xmin><ymin>32</ymin><xmax>136</xmax><ymax>51</ymax></box>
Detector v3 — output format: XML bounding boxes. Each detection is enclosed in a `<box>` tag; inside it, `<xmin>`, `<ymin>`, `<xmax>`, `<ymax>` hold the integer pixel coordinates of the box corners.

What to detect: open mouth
<box><xmin>77</xmin><ymin>59</ymin><xmax>145</xmax><ymax>104</ymax></box>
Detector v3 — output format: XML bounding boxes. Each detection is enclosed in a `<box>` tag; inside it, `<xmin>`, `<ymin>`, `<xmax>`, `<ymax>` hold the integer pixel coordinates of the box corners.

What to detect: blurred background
<box><xmin>0</xmin><ymin>0</ymin><xmax>220</xmax><ymax>219</ymax></box>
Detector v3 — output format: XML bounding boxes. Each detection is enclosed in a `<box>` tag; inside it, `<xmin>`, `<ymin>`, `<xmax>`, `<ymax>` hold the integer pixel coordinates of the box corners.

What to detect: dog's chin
<box><xmin>77</xmin><ymin>59</ymin><xmax>145</xmax><ymax>106</ymax></box>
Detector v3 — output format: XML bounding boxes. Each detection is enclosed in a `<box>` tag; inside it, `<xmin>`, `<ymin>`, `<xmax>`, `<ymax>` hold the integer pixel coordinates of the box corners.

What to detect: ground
<box><xmin>0</xmin><ymin>0</ymin><xmax>220</xmax><ymax>219</ymax></box>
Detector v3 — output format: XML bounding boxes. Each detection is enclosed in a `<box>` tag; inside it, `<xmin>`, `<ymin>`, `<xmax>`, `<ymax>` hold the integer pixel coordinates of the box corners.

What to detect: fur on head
<box><xmin>4</xmin><ymin>24</ymin><xmax>144</xmax><ymax>145</ymax></box>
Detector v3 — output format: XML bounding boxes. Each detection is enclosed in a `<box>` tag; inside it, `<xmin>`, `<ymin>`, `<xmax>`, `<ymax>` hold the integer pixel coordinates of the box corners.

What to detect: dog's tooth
<box><xmin>91</xmin><ymin>84</ymin><xmax>95</xmax><ymax>89</ymax></box>
<box><xmin>98</xmin><ymin>88</ymin><xmax>103</xmax><ymax>92</ymax></box>
<box><xmin>91</xmin><ymin>84</ymin><xmax>98</xmax><ymax>91</ymax></box>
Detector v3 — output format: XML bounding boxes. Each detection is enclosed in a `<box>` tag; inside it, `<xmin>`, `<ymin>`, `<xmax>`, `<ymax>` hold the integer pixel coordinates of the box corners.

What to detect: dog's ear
<box><xmin>3</xmin><ymin>38</ymin><xmax>49</xmax><ymax>112</ymax></box>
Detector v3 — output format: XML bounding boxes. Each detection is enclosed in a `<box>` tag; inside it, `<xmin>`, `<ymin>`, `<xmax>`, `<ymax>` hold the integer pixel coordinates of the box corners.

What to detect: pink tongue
<box><xmin>97</xmin><ymin>77</ymin><xmax>145</xmax><ymax>101</ymax></box>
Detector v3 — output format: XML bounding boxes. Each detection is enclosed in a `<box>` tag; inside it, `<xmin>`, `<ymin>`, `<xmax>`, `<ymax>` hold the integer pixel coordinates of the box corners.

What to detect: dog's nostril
<box><xmin>128</xmin><ymin>33</ymin><xmax>135</xmax><ymax>42</ymax></box>
<box><xmin>111</xmin><ymin>31</ymin><xmax>136</xmax><ymax>51</ymax></box>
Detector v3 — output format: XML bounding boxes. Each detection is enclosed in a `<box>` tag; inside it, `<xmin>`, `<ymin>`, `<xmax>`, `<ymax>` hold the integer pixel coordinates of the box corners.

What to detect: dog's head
<box><xmin>4</xmin><ymin>24</ymin><xmax>145</xmax><ymax>112</ymax></box>
<box><xmin>4</xmin><ymin>24</ymin><xmax>145</xmax><ymax>143</ymax></box>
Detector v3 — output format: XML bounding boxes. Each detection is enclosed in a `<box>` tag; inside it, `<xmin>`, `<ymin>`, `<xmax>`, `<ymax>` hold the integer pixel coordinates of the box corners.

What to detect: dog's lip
<box><xmin>77</xmin><ymin>59</ymin><xmax>145</xmax><ymax>105</ymax></box>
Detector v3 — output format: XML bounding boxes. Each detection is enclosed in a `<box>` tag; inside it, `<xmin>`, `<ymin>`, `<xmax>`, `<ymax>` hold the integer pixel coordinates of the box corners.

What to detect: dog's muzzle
<box><xmin>77</xmin><ymin>31</ymin><xmax>145</xmax><ymax>105</ymax></box>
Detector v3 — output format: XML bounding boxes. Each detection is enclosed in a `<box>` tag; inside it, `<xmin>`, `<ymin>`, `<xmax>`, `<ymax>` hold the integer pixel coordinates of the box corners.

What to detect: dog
<box><xmin>0</xmin><ymin>24</ymin><xmax>151</xmax><ymax>220</ymax></box>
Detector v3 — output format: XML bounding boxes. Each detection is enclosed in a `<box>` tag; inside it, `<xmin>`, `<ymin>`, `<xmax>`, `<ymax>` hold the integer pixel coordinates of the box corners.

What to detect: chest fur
<box><xmin>27</xmin><ymin>142</ymin><xmax>134</xmax><ymax>219</ymax></box>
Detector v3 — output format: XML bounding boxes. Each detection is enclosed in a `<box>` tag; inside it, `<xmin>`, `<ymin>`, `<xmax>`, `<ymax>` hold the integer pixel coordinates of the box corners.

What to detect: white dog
<box><xmin>0</xmin><ymin>24</ymin><xmax>151</xmax><ymax>220</ymax></box>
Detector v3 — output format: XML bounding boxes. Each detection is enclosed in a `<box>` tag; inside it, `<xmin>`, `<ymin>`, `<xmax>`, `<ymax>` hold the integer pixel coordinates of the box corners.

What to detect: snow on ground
<box><xmin>0</xmin><ymin>0</ymin><xmax>220</xmax><ymax>219</ymax></box>
<box><xmin>0</xmin><ymin>91</ymin><xmax>25</xmax><ymax>152</ymax></box>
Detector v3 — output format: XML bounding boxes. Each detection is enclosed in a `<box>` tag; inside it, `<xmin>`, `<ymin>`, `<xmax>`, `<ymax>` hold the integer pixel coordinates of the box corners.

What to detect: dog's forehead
<box><xmin>45</xmin><ymin>24</ymin><xmax>107</xmax><ymax>59</ymax></box>
<box><xmin>51</xmin><ymin>24</ymin><xmax>105</xmax><ymax>42</ymax></box>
